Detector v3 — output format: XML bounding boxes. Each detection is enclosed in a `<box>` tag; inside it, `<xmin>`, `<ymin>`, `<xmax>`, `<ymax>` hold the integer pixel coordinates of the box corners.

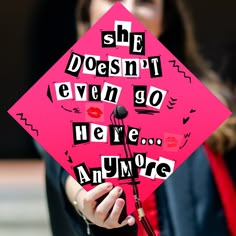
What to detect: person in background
<box><xmin>31</xmin><ymin>0</ymin><xmax>236</xmax><ymax>235</ymax></box>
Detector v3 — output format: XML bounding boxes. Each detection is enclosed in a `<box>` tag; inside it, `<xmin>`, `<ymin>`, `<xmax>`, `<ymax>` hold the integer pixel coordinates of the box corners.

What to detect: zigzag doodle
<box><xmin>169</xmin><ymin>60</ymin><xmax>192</xmax><ymax>84</ymax></box>
<box><xmin>184</xmin><ymin>132</ymin><xmax>191</xmax><ymax>138</ymax></box>
<box><xmin>16</xmin><ymin>113</ymin><xmax>39</xmax><ymax>136</ymax></box>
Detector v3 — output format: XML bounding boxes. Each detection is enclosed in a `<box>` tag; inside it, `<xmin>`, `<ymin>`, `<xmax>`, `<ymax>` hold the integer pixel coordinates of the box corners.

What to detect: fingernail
<box><xmin>127</xmin><ymin>216</ymin><xmax>135</xmax><ymax>226</ymax></box>
<box><xmin>106</xmin><ymin>182</ymin><xmax>113</xmax><ymax>190</ymax></box>
<box><xmin>116</xmin><ymin>199</ymin><xmax>124</xmax><ymax>207</ymax></box>
<box><xmin>116</xmin><ymin>186</ymin><xmax>122</xmax><ymax>193</ymax></box>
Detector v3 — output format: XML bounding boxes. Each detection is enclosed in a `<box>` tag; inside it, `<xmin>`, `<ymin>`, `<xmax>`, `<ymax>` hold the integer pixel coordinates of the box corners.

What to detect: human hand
<box><xmin>65</xmin><ymin>176</ymin><xmax>135</xmax><ymax>229</ymax></box>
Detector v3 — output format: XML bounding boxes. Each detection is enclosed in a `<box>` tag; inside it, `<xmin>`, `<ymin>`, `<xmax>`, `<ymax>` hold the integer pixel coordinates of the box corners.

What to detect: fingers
<box><xmin>127</xmin><ymin>215</ymin><xmax>136</xmax><ymax>226</ymax></box>
<box><xmin>71</xmin><ymin>182</ymin><xmax>135</xmax><ymax>229</ymax></box>
<box><xmin>105</xmin><ymin>198</ymin><xmax>135</xmax><ymax>229</ymax></box>
<box><xmin>79</xmin><ymin>182</ymin><xmax>113</xmax><ymax>216</ymax></box>
<box><xmin>105</xmin><ymin>198</ymin><xmax>125</xmax><ymax>227</ymax></box>
<box><xmin>94</xmin><ymin>186</ymin><xmax>123</xmax><ymax>221</ymax></box>
<box><xmin>86</xmin><ymin>182</ymin><xmax>113</xmax><ymax>203</ymax></box>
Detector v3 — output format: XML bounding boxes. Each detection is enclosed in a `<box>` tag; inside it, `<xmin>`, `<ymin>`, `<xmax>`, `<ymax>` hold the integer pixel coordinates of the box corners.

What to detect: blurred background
<box><xmin>0</xmin><ymin>0</ymin><xmax>235</xmax><ymax>235</ymax></box>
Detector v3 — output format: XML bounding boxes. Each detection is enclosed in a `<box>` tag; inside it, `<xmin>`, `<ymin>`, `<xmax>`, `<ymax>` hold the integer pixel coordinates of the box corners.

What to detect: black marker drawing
<box><xmin>183</xmin><ymin>116</ymin><xmax>190</xmax><ymax>125</ymax></box>
<box><xmin>73</xmin><ymin>108</ymin><xmax>81</xmax><ymax>114</ymax></box>
<box><xmin>184</xmin><ymin>132</ymin><xmax>191</xmax><ymax>138</ymax></box>
<box><xmin>179</xmin><ymin>132</ymin><xmax>191</xmax><ymax>149</ymax></box>
<box><xmin>179</xmin><ymin>140</ymin><xmax>188</xmax><ymax>149</ymax></box>
<box><xmin>61</xmin><ymin>106</ymin><xmax>81</xmax><ymax>114</ymax></box>
<box><xmin>61</xmin><ymin>106</ymin><xmax>72</xmax><ymax>112</ymax></box>
<box><xmin>16</xmin><ymin>113</ymin><xmax>39</xmax><ymax>136</ymax></box>
<box><xmin>65</xmin><ymin>150</ymin><xmax>73</xmax><ymax>163</ymax></box>
<box><xmin>47</xmin><ymin>85</ymin><xmax>53</xmax><ymax>103</ymax></box>
<box><xmin>167</xmin><ymin>97</ymin><xmax>178</xmax><ymax>109</ymax></box>
<box><xmin>68</xmin><ymin>156</ymin><xmax>73</xmax><ymax>163</ymax></box>
<box><xmin>169</xmin><ymin>60</ymin><xmax>191</xmax><ymax>84</ymax></box>
<box><xmin>183</xmin><ymin>109</ymin><xmax>196</xmax><ymax>124</ymax></box>
<box><xmin>190</xmin><ymin>109</ymin><xmax>196</xmax><ymax>113</ymax></box>
<box><xmin>170</xmin><ymin>97</ymin><xmax>177</xmax><ymax>102</ymax></box>
<box><xmin>135</xmin><ymin>109</ymin><xmax>160</xmax><ymax>115</ymax></box>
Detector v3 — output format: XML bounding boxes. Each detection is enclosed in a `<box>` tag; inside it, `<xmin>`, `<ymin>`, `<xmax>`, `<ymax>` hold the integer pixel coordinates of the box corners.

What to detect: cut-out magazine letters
<box><xmin>8</xmin><ymin>3</ymin><xmax>231</xmax><ymax>214</ymax></box>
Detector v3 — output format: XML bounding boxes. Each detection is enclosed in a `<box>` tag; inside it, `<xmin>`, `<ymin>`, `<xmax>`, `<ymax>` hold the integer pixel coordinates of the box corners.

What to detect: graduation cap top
<box><xmin>8</xmin><ymin>2</ymin><xmax>231</xmax><ymax>215</ymax></box>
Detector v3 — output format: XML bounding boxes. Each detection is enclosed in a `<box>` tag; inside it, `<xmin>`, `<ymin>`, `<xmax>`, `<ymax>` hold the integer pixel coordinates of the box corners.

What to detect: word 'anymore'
<box><xmin>74</xmin><ymin>154</ymin><xmax>175</xmax><ymax>185</ymax></box>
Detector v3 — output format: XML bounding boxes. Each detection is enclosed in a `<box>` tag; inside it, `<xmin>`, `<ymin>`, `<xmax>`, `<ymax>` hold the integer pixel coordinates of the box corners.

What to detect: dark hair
<box><xmin>77</xmin><ymin>0</ymin><xmax>213</xmax><ymax>78</ymax></box>
<box><xmin>76</xmin><ymin>0</ymin><xmax>236</xmax><ymax>154</ymax></box>
<box><xmin>203</xmin><ymin>78</ymin><xmax>236</xmax><ymax>155</ymax></box>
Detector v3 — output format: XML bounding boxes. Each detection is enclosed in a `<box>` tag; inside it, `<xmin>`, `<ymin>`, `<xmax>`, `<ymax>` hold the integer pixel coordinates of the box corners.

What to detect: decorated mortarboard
<box><xmin>8</xmin><ymin>1</ymin><xmax>231</xmax><ymax>228</ymax></box>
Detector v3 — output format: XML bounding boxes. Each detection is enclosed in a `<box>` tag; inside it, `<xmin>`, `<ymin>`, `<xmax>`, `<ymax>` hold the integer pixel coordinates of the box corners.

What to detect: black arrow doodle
<box><xmin>73</xmin><ymin>108</ymin><xmax>81</xmax><ymax>114</ymax></box>
<box><xmin>171</xmin><ymin>97</ymin><xmax>177</xmax><ymax>101</ymax></box>
<box><xmin>169</xmin><ymin>101</ymin><xmax>176</xmax><ymax>106</ymax></box>
<box><xmin>65</xmin><ymin>150</ymin><xmax>73</xmax><ymax>163</ymax></box>
<box><xmin>190</xmin><ymin>109</ymin><xmax>196</xmax><ymax>113</ymax></box>
<box><xmin>167</xmin><ymin>97</ymin><xmax>178</xmax><ymax>109</ymax></box>
<box><xmin>61</xmin><ymin>106</ymin><xmax>81</xmax><ymax>114</ymax></box>
<box><xmin>68</xmin><ymin>156</ymin><xmax>73</xmax><ymax>163</ymax></box>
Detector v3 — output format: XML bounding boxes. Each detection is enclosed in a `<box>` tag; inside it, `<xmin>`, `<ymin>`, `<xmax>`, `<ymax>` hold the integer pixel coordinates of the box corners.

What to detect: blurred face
<box><xmin>89</xmin><ymin>0</ymin><xmax>164</xmax><ymax>38</ymax></box>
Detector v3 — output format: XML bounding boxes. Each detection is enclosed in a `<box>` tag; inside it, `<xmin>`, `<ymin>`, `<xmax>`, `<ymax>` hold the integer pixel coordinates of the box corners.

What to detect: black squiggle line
<box><xmin>61</xmin><ymin>106</ymin><xmax>72</xmax><ymax>112</ymax></box>
<box><xmin>135</xmin><ymin>109</ymin><xmax>160</xmax><ymax>115</ymax></box>
<box><xmin>16</xmin><ymin>113</ymin><xmax>39</xmax><ymax>136</ymax></box>
<box><xmin>179</xmin><ymin>139</ymin><xmax>188</xmax><ymax>149</ymax></box>
<box><xmin>184</xmin><ymin>132</ymin><xmax>191</xmax><ymax>138</ymax></box>
<box><xmin>169</xmin><ymin>60</ymin><xmax>191</xmax><ymax>83</ymax></box>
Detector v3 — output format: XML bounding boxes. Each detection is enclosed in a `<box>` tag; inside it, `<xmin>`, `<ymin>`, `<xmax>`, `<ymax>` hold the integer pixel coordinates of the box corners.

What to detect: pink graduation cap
<box><xmin>8</xmin><ymin>2</ymin><xmax>231</xmax><ymax>224</ymax></box>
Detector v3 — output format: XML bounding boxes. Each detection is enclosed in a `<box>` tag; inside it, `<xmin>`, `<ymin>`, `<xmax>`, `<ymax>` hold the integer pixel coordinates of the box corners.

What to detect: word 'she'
<box><xmin>64</xmin><ymin>21</ymin><xmax>162</xmax><ymax>78</ymax></box>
